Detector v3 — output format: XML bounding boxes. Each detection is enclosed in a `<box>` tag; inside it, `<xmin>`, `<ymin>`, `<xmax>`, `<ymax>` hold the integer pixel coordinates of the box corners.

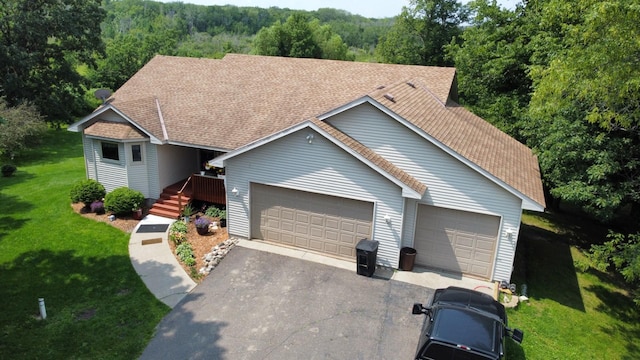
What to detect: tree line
<box><xmin>1</xmin><ymin>0</ymin><xmax>638</xmax><ymax>295</ymax></box>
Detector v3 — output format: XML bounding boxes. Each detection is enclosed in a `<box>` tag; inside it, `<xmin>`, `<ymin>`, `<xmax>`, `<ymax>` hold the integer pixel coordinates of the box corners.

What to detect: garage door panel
<box><xmin>251</xmin><ymin>184</ymin><xmax>373</xmax><ymax>260</ymax></box>
<box><xmin>414</xmin><ymin>205</ymin><xmax>499</xmax><ymax>279</ymax></box>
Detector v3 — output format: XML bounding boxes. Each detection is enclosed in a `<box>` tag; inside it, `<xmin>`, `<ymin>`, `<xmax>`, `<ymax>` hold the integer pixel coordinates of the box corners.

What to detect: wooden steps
<box><xmin>149</xmin><ymin>180</ymin><xmax>193</xmax><ymax>219</ymax></box>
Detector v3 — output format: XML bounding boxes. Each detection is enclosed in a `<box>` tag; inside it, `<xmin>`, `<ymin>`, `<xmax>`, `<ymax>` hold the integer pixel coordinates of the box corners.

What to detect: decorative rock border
<box><xmin>199</xmin><ymin>237</ymin><xmax>240</xmax><ymax>275</ymax></box>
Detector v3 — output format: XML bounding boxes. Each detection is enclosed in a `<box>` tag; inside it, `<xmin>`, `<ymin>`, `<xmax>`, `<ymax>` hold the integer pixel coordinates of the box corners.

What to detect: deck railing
<box><xmin>191</xmin><ymin>174</ymin><xmax>226</xmax><ymax>205</ymax></box>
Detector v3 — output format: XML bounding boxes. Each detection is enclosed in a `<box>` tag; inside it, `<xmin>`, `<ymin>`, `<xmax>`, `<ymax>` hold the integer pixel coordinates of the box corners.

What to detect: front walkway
<box><xmin>129</xmin><ymin>215</ymin><xmax>496</xmax><ymax>308</ymax></box>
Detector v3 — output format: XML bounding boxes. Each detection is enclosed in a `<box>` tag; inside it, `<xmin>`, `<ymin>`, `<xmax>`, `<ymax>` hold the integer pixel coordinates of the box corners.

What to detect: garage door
<box><xmin>413</xmin><ymin>205</ymin><xmax>499</xmax><ymax>279</ymax></box>
<box><xmin>250</xmin><ymin>184</ymin><xmax>374</xmax><ymax>259</ymax></box>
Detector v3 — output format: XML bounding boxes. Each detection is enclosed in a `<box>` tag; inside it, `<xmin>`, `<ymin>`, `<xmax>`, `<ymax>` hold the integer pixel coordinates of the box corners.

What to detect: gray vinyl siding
<box><xmin>156</xmin><ymin>145</ymin><xmax>199</xmax><ymax>191</ymax></box>
<box><xmin>126</xmin><ymin>142</ymin><xmax>150</xmax><ymax>198</ymax></box>
<box><xmin>327</xmin><ymin>104</ymin><xmax>522</xmax><ymax>281</ymax></box>
<box><xmin>146</xmin><ymin>144</ymin><xmax>161</xmax><ymax>199</ymax></box>
<box><xmin>82</xmin><ymin>134</ymin><xmax>97</xmax><ymax>180</ymax></box>
<box><xmin>226</xmin><ymin>128</ymin><xmax>406</xmax><ymax>267</ymax></box>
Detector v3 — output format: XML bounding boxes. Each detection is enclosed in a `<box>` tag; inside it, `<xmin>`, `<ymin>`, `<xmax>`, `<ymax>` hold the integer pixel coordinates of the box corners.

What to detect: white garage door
<box><xmin>250</xmin><ymin>184</ymin><xmax>374</xmax><ymax>259</ymax></box>
<box><xmin>414</xmin><ymin>205</ymin><xmax>500</xmax><ymax>279</ymax></box>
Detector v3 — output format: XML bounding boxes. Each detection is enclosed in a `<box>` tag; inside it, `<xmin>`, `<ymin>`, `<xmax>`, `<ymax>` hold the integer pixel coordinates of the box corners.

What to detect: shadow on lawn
<box><xmin>513</xmin><ymin>223</ymin><xmax>585</xmax><ymax>312</ymax></box>
<box><xmin>0</xmin><ymin>192</ymin><xmax>34</xmax><ymax>242</ymax></box>
<box><xmin>0</xmin><ymin>249</ymin><xmax>173</xmax><ymax>359</ymax></box>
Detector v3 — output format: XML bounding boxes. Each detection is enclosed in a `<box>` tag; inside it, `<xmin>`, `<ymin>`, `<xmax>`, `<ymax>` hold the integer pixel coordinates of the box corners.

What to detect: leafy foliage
<box><xmin>252</xmin><ymin>13</ymin><xmax>353</xmax><ymax>60</ymax></box>
<box><xmin>175</xmin><ymin>242</ymin><xmax>196</xmax><ymax>267</ymax></box>
<box><xmin>0</xmin><ymin>99</ymin><xmax>48</xmax><ymax>160</ymax></box>
<box><xmin>169</xmin><ymin>221</ymin><xmax>188</xmax><ymax>245</ymax></box>
<box><xmin>591</xmin><ymin>231</ymin><xmax>640</xmax><ymax>305</ymax></box>
<box><xmin>69</xmin><ymin>179</ymin><xmax>106</xmax><ymax>208</ymax></box>
<box><xmin>1</xmin><ymin>164</ymin><xmax>16</xmax><ymax>177</ymax></box>
<box><xmin>0</xmin><ymin>0</ymin><xmax>105</xmax><ymax>122</ymax></box>
<box><xmin>445</xmin><ymin>0</ymin><xmax>534</xmax><ymax>137</ymax></box>
<box><xmin>103</xmin><ymin>187</ymin><xmax>145</xmax><ymax>215</ymax></box>
<box><xmin>376</xmin><ymin>0</ymin><xmax>466</xmax><ymax>66</ymax></box>
<box><xmin>525</xmin><ymin>0</ymin><xmax>640</xmax><ymax>221</ymax></box>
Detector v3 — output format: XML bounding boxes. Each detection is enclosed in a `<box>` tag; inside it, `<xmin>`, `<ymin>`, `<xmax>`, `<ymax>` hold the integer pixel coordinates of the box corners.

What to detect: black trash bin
<box><xmin>399</xmin><ymin>247</ymin><xmax>417</xmax><ymax>271</ymax></box>
<box><xmin>356</xmin><ymin>239</ymin><xmax>379</xmax><ymax>277</ymax></box>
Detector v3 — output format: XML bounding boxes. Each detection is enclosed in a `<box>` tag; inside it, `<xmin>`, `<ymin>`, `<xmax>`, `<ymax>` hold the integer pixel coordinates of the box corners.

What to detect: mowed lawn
<box><xmin>507</xmin><ymin>212</ymin><xmax>640</xmax><ymax>359</ymax></box>
<box><xmin>0</xmin><ymin>129</ymin><xmax>169</xmax><ymax>359</ymax></box>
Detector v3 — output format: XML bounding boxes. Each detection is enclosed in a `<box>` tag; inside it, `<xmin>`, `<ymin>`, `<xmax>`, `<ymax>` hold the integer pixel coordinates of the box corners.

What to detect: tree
<box><xmin>0</xmin><ymin>99</ymin><xmax>48</xmax><ymax>160</ymax></box>
<box><xmin>591</xmin><ymin>231</ymin><xmax>640</xmax><ymax>305</ymax></box>
<box><xmin>376</xmin><ymin>0</ymin><xmax>467</xmax><ymax>66</ymax></box>
<box><xmin>0</xmin><ymin>0</ymin><xmax>105</xmax><ymax>123</ymax></box>
<box><xmin>90</xmin><ymin>14</ymin><xmax>182</xmax><ymax>91</ymax></box>
<box><xmin>252</xmin><ymin>13</ymin><xmax>353</xmax><ymax>60</ymax></box>
<box><xmin>445</xmin><ymin>0</ymin><xmax>535</xmax><ymax>137</ymax></box>
<box><xmin>526</xmin><ymin>0</ymin><xmax>640</xmax><ymax>221</ymax></box>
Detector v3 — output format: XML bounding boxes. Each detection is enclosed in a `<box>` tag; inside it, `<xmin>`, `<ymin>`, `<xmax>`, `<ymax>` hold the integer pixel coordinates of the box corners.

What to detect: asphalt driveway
<box><xmin>140</xmin><ymin>246</ymin><xmax>431</xmax><ymax>359</ymax></box>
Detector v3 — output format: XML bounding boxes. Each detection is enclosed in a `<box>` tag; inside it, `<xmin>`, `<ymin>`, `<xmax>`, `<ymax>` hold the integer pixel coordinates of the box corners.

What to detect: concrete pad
<box><xmin>237</xmin><ymin>239</ymin><xmax>495</xmax><ymax>295</ymax></box>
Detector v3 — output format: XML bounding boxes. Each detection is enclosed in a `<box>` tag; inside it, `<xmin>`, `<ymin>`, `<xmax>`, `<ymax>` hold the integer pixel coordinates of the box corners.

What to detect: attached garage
<box><xmin>413</xmin><ymin>205</ymin><xmax>500</xmax><ymax>279</ymax></box>
<box><xmin>250</xmin><ymin>183</ymin><xmax>374</xmax><ymax>260</ymax></box>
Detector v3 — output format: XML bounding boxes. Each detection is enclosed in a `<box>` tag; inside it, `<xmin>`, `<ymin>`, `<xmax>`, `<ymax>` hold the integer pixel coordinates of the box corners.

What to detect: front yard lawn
<box><xmin>0</xmin><ymin>130</ymin><xmax>169</xmax><ymax>359</ymax></box>
<box><xmin>507</xmin><ymin>211</ymin><xmax>640</xmax><ymax>359</ymax></box>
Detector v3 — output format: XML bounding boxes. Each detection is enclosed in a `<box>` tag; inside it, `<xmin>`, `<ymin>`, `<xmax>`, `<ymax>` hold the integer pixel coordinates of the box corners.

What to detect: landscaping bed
<box><xmin>71</xmin><ymin>203</ymin><xmax>229</xmax><ymax>281</ymax></box>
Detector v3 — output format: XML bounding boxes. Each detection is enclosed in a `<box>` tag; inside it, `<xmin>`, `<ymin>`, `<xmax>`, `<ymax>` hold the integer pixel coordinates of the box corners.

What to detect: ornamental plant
<box><xmin>194</xmin><ymin>216</ymin><xmax>211</xmax><ymax>229</ymax></box>
<box><xmin>70</xmin><ymin>179</ymin><xmax>106</xmax><ymax>208</ymax></box>
<box><xmin>104</xmin><ymin>187</ymin><xmax>145</xmax><ymax>216</ymax></box>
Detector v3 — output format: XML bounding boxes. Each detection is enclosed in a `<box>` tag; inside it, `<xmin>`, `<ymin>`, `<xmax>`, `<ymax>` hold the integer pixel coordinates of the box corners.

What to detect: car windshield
<box><xmin>431</xmin><ymin>307</ymin><xmax>499</xmax><ymax>355</ymax></box>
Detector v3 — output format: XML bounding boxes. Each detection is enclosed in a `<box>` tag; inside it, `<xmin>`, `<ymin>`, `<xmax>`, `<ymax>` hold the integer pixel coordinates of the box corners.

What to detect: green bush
<box><xmin>70</xmin><ymin>179</ymin><xmax>106</xmax><ymax>207</ymax></box>
<box><xmin>1</xmin><ymin>164</ymin><xmax>17</xmax><ymax>177</ymax></box>
<box><xmin>104</xmin><ymin>187</ymin><xmax>145</xmax><ymax>215</ymax></box>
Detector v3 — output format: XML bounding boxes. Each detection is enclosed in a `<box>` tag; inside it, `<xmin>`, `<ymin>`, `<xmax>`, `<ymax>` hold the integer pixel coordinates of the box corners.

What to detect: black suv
<box><xmin>412</xmin><ymin>286</ymin><xmax>523</xmax><ymax>360</ymax></box>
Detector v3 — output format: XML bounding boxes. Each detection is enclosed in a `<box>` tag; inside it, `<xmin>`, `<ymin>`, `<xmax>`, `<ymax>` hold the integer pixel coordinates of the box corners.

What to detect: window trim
<box><xmin>130</xmin><ymin>143</ymin><xmax>144</xmax><ymax>164</ymax></box>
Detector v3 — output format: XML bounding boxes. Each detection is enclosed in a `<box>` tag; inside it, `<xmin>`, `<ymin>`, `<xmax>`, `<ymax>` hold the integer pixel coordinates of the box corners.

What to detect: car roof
<box><xmin>433</xmin><ymin>287</ymin><xmax>506</xmax><ymax>321</ymax></box>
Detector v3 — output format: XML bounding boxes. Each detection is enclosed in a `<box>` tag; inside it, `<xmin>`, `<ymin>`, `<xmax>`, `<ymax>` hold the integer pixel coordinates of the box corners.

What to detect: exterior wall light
<box><xmin>231</xmin><ymin>187</ymin><xmax>239</xmax><ymax>196</ymax></box>
<box><xmin>306</xmin><ymin>134</ymin><xmax>314</xmax><ymax>143</ymax></box>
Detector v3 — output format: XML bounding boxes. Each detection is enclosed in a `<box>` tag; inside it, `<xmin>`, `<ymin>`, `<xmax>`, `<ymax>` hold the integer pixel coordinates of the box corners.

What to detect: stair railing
<box><xmin>177</xmin><ymin>176</ymin><xmax>192</xmax><ymax>213</ymax></box>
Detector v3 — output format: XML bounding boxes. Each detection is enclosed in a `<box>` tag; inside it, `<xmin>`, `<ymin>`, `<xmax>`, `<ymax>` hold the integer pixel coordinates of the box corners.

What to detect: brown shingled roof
<box><xmin>101</xmin><ymin>54</ymin><xmax>543</xmax><ymax>208</ymax></box>
<box><xmin>84</xmin><ymin>120</ymin><xmax>146</xmax><ymax>140</ymax></box>
<box><xmin>109</xmin><ymin>54</ymin><xmax>456</xmax><ymax>150</ymax></box>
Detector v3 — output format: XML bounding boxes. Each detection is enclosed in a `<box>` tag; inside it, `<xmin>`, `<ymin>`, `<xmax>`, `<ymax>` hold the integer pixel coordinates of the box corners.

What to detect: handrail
<box><xmin>177</xmin><ymin>176</ymin><xmax>192</xmax><ymax>212</ymax></box>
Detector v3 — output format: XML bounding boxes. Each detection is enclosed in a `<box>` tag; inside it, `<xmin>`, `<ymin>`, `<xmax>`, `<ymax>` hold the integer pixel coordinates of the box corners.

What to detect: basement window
<box><xmin>101</xmin><ymin>142</ymin><xmax>120</xmax><ymax>161</ymax></box>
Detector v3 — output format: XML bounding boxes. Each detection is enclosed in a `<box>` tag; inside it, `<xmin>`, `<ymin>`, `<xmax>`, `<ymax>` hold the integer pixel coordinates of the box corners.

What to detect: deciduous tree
<box><xmin>0</xmin><ymin>0</ymin><xmax>105</xmax><ymax>122</ymax></box>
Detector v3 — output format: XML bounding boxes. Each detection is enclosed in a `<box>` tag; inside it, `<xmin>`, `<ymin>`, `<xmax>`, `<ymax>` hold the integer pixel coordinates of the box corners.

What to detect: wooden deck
<box><xmin>149</xmin><ymin>174</ymin><xmax>226</xmax><ymax>219</ymax></box>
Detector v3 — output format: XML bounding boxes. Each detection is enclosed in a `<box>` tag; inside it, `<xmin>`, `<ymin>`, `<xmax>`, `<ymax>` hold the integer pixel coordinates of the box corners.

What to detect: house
<box><xmin>69</xmin><ymin>54</ymin><xmax>545</xmax><ymax>282</ymax></box>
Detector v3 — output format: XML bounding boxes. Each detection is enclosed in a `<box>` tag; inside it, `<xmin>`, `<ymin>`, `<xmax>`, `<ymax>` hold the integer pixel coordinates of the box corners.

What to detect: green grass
<box><xmin>0</xmin><ymin>129</ymin><xmax>169</xmax><ymax>359</ymax></box>
<box><xmin>506</xmin><ymin>211</ymin><xmax>640</xmax><ymax>359</ymax></box>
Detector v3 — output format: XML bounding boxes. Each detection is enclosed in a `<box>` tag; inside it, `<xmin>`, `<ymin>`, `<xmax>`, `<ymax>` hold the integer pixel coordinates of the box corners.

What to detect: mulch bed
<box><xmin>71</xmin><ymin>203</ymin><xmax>228</xmax><ymax>281</ymax></box>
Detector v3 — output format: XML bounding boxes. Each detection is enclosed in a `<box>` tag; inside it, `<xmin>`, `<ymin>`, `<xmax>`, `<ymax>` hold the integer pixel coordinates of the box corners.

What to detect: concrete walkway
<box><xmin>129</xmin><ymin>215</ymin><xmax>496</xmax><ymax>308</ymax></box>
<box><xmin>129</xmin><ymin>215</ymin><xmax>196</xmax><ymax>308</ymax></box>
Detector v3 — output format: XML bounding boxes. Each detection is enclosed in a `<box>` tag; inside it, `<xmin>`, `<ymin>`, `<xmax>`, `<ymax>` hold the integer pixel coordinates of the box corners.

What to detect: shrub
<box><xmin>204</xmin><ymin>206</ymin><xmax>220</xmax><ymax>217</ymax></box>
<box><xmin>176</xmin><ymin>242</ymin><xmax>195</xmax><ymax>267</ymax></box>
<box><xmin>1</xmin><ymin>164</ymin><xmax>16</xmax><ymax>177</ymax></box>
<box><xmin>70</xmin><ymin>179</ymin><xmax>106</xmax><ymax>207</ymax></box>
<box><xmin>205</xmin><ymin>206</ymin><xmax>226</xmax><ymax>219</ymax></box>
<box><xmin>104</xmin><ymin>187</ymin><xmax>145</xmax><ymax>216</ymax></box>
